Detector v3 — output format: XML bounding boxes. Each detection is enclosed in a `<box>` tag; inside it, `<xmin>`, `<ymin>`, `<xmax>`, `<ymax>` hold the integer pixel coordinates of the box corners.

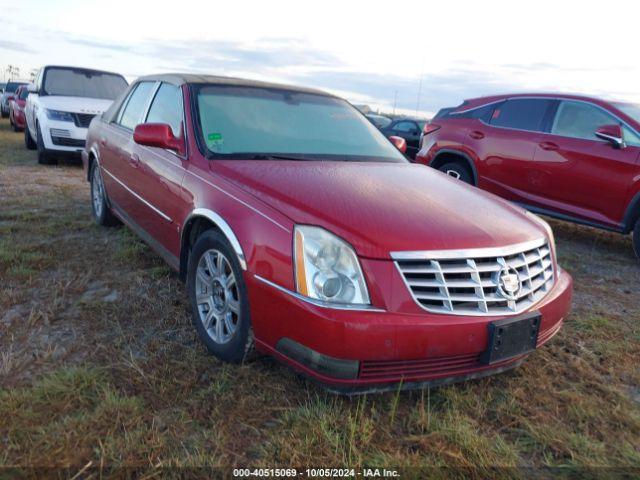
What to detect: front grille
<box><xmin>393</xmin><ymin>239</ymin><xmax>554</xmax><ymax>316</ymax></box>
<box><xmin>51</xmin><ymin>136</ymin><xmax>86</xmax><ymax>147</ymax></box>
<box><xmin>73</xmin><ymin>113</ymin><xmax>96</xmax><ymax>128</ymax></box>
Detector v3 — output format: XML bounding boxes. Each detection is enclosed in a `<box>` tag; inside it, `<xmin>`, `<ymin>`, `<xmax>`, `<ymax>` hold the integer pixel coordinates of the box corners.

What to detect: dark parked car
<box><xmin>416</xmin><ymin>93</ymin><xmax>640</xmax><ymax>258</ymax></box>
<box><xmin>82</xmin><ymin>74</ymin><xmax>571</xmax><ymax>392</ymax></box>
<box><xmin>381</xmin><ymin>117</ymin><xmax>427</xmax><ymax>159</ymax></box>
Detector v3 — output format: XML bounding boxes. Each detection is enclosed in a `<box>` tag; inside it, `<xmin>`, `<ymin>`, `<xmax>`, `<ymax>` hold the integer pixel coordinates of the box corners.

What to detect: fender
<box><xmin>181</xmin><ymin>208</ymin><xmax>247</xmax><ymax>274</ymax></box>
<box><xmin>430</xmin><ymin>148</ymin><xmax>479</xmax><ymax>186</ymax></box>
<box><xmin>622</xmin><ymin>189</ymin><xmax>640</xmax><ymax>233</ymax></box>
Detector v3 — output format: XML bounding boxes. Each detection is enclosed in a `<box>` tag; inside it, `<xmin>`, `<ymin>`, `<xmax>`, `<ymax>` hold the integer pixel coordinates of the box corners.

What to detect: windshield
<box><xmin>614</xmin><ymin>102</ymin><xmax>640</xmax><ymax>124</ymax></box>
<box><xmin>43</xmin><ymin>68</ymin><xmax>128</xmax><ymax>100</ymax></box>
<box><xmin>195</xmin><ymin>85</ymin><xmax>407</xmax><ymax>162</ymax></box>
<box><xmin>6</xmin><ymin>82</ymin><xmax>26</xmax><ymax>93</ymax></box>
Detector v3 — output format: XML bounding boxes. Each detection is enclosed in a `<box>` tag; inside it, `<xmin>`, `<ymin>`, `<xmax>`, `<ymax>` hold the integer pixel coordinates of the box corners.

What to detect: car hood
<box><xmin>211</xmin><ymin>160</ymin><xmax>547</xmax><ymax>259</ymax></box>
<box><xmin>37</xmin><ymin>96</ymin><xmax>113</xmax><ymax>115</ymax></box>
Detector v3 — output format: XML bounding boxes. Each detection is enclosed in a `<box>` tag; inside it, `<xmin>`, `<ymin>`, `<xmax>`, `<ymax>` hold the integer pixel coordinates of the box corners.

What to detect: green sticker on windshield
<box><xmin>207</xmin><ymin>133</ymin><xmax>224</xmax><ymax>152</ymax></box>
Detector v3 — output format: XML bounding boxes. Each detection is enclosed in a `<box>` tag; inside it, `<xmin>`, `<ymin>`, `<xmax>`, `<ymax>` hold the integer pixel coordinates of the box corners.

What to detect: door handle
<box><xmin>469</xmin><ymin>130</ymin><xmax>485</xmax><ymax>140</ymax></box>
<box><xmin>129</xmin><ymin>153</ymin><xmax>140</xmax><ymax>167</ymax></box>
<box><xmin>539</xmin><ymin>141</ymin><xmax>559</xmax><ymax>151</ymax></box>
<box><xmin>100</xmin><ymin>138</ymin><xmax>107</xmax><ymax>146</ymax></box>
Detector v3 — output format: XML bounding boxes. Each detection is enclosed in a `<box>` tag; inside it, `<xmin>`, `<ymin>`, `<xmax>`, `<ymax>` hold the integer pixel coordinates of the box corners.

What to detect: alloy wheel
<box><xmin>195</xmin><ymin>249</ymin><xmax>241</xmax><ymax>344</ymax></box>
<box><xmin>92</xmin><ymin>166</ymin><xmax>105</xmax><ymax>218</ymax></box>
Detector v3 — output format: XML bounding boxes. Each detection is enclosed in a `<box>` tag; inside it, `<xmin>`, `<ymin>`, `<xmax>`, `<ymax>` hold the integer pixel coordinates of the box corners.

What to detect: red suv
<box><xmin>82</xmin><ymin>75</ymin><xmax>572</xmax><ymax>392</ymax></box>
<box><xmin>417</xmin><ymin>93</ymin><xmax>640</xmax><ymax>258</ymax></box>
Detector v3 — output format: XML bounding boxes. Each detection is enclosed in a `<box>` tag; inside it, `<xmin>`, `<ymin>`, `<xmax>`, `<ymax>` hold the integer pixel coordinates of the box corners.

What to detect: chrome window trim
<box><xmin>182</xmin><ymin>208</ymin><xmax>248</xmax><ymax>270</ymax></box>
<box><xmin>255</xmin><ymin>275</ymin><xmax>386</xmax><ymax>312</ymax></box>
<box><xmin>101</xmin><ymin>166</ymin><xmax>172</xmax><ymax>222</ymax></box>
<box><xmin>455</xmin><ymin>95</ymin><xmax>640</xmax><ymax>139</ymax></box>
<box><xmin>390</xmin><ymin>237</ymin><xmax>548</xmax><ymax>260</ymax></box>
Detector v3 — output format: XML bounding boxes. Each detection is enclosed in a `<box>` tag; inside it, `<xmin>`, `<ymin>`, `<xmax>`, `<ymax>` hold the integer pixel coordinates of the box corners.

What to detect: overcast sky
<box><xmin>1</xmin><ymin>0</ymin><xmax>638</xmax><ymax>117</ymax></box>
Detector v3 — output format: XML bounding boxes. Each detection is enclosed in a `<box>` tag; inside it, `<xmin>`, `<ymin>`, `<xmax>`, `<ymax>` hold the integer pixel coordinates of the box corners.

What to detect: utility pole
<box><xmin>416</xmin><ymin>58</ymin><xmax>425</xmax><ymax>115</ymax></box>
<box><xmin>392</xmin><ymin>90</ymin><xmax>398</xmax><ymax>115</ymax></box>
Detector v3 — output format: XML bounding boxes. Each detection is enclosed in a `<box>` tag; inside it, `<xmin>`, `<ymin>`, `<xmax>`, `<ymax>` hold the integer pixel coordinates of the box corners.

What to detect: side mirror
<box><xmin>389</xmin><ymin>135</ymin><xmax>407</xmax><ymax>154</ymax></box>
<box><xmin>595</xmin><ymin>124</ymin><xmax>626</xmax><ymax>149</ymax></box>
<box><xmin>27</xmin><ymin>84</ymin><xmax>38</xmax><ymax>94</ymax></box>
<box><xmin>133</xmin><ymin>123</ymin><xmax>185</xmax><ymax>155</ymax></box>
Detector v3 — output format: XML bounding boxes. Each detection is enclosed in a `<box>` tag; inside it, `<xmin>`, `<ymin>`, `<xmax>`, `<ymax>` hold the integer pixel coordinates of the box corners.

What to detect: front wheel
<box><xmin>36</xmin><ymin>123</ymin><xmax>57</xmax><ymax>165</ymax></box>
<box><xmin>25</xmin><ymin>126</ymin><xmax>36</xmax><ymax>150</ymax></box>
<box><xmin>438</xmin><ymin>161</ymin><xmax>473</xmax><ymax>185</ymax></box>
<box><xmin>633</xmin><ymin>220</ymin><xmax>640</xmax><ymax>259</ymax></box>
<box><xmin>187</xmin><ymin>230</ymin><xmax>253</xmax><ymax>363</ymax></box>
<box><xmin>90</xmin><ymin>162</ymin><xmax>118</xmax><ymax>226</ymax></box>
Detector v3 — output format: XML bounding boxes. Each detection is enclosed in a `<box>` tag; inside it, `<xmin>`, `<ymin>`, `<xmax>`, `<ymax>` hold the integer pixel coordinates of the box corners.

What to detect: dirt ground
<box><xmin>0</xmin><ymin>118</ymin><xmax>639</xmax><ymax>478</ymax></box>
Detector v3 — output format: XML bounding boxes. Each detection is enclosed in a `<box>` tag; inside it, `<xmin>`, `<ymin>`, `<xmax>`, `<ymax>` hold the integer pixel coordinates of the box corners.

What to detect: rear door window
<box><xmin>490</xmin><ymin>99</ymin><xmax>552</xmax><ymax>132</ymax></box>
<box><xmin>145</xmin><ymin>83</ymin><xmax>183</xmax><ymax>137</ymax></box>
<box><xmin>393</xmin><ymin>121</ymin><xmax>418</xmax><ymax>133</ymax></box>
<box><xmin>117</xmin><ymin>82</ymin><xmax>156</xmax><ymax>131</ymax></box>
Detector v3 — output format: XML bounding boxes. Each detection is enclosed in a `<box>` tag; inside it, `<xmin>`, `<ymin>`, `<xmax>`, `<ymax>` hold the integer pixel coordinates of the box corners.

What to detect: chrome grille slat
<box><xmin>394</xmin><ymin>239</ymin><xmax>555</xmax><ymax>316</ymax></box>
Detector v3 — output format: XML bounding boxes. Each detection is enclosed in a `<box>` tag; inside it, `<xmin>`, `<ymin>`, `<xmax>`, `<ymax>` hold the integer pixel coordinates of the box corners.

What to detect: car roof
<box><xmin>135</xmin><ymin>73</ymin><xmax>337</xmax><ymax>98</ymax></box>
<box><xmin>42</xmin><ymin>65</ymin><xmax>125</xmax><ymax>77</ymax></box>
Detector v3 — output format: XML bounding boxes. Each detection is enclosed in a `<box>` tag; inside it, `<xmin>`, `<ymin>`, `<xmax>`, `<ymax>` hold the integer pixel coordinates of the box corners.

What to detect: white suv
<box><xmin>25</xmin><ymin>66</ymin><xmax>128</xmax><ymax>164</ymax></box>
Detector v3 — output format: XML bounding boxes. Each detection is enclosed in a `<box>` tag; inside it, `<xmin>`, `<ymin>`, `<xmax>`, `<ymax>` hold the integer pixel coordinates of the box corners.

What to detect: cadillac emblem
<box><xmin>497</xmin><ymin>266</ymin><xmax>522</xmax><ymax>301</ymax></box>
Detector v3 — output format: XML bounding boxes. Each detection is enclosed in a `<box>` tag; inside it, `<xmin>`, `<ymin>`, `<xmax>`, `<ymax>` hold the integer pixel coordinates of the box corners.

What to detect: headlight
<box><xmin>45</xmin><ymin>109</ymin><xmax>74</xmax><ymax>122</ymax></box>
<box><xmin>294</xmin><ymin>225</ymin><xmax>370</xmax><ymax>305</ymax></box>
<box><xmin>526</xmin><ymin>211</ymin><xmax>556</xmax><ymax>258</ymax></box>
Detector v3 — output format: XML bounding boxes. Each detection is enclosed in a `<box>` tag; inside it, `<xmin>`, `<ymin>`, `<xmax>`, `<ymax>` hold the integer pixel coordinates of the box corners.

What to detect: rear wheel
<box><xmin>438</xmin><ymin>161</ymin><xmax>473</xmax><ymax>185</ymax></box>
<box><xmin>1</xmin><ymin>106</ymin><xmax>7</xmax><ymax>118</ymax></box>
<box><xmin>90</xmin><ymin>162</ymin><xmax>118</xmax><ymax>226</ymax></box>
<box><xmin>36</xmin><ymin>123</ymin><xmax>56</xmax><ymax>165</ymax></box>
<box><xmin>633</xmin><ymin>220</ymin><xmax>640</xmax><ymax>259</ymax></box>
<box><xmin>25</xmin><ymin>125</ymin><xmax>36</xmax><ymax>150</ymax></box>
<box><xmin>187</xmin><ymin>230</ymin><xmax>253</xmax><ymax>363</ymax></box>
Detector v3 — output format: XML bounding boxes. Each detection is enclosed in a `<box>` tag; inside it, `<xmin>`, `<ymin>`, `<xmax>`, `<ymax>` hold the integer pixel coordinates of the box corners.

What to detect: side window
<box><xmin>552</xmin><ymin>101</ymin><xmax>619</xmax><ymax>141</ymax></box>
<box><xmin>623</xmin><ymin>126</ymin><xmax>640</xmax><ymax>147</ymax></box>
<box><xmin>393</xmin><ymin>121</ymin><xmax>418</xmax><ymax>133</ymax></box>
<box><xmin>490</xmin><ymin>99</ymin><xmax>551</xmax><ymax>132</ymax></box>
<box><xmin>145</xmin><ymin>83</ymin><xmax>183</xmax><ymax>137</ymax></box>
<box><xmin>117</xmin><ymin>81</ymin><xmax>155</xmax><ymax>130</ymax></box>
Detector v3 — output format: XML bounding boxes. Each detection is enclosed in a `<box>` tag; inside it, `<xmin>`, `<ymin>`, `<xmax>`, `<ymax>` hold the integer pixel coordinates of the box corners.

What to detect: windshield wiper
<box><xmin>206</xmin><ymin>152</ymin><xmax>312</xmax><ymax>161</ymax></box>
<box><xmin>246</xmin><ymin>154</ymin><xmax>311</xmax><ymax>161</ymax></box>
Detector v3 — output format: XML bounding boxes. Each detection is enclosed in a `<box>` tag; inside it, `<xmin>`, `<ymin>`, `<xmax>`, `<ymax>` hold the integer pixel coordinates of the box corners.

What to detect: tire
<box><xmin>187</xmin><ymin>230</ymin><xmax>253</xmax><ymax>363</ymax></box>
<box><xmin>438</xmin><ymin>161</ymin><xmax>473</xmax><ymax>184</ymax></box>
<box><xmin>24</xmin><ymin>125</ymin><xmax>36</xmax><ymax>150</ymax></box>
<box><xmin>1</xmin><ymin>106</ymin><xmax>7</xmax><ymax>119</ymax></box>
<box><xmin>36</xmin><ymin>122</ymin><xmax>56</xmax><ymax>165</ymax></box>
<box><xmin>90</xmin><ymin>162</ymin><xmax>119</xmax><ymax>226</ymax></box>
<box><xmin>633</xmin><ymin>220</ymin><xmax>640</xmax><ymax>259</ymax></box>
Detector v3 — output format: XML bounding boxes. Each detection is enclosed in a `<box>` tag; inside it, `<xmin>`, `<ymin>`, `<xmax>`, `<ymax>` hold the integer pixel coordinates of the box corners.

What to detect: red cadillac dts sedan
<box><xmin>82</xmin><ymin>74</ymin><xmax>572</xmax><ymax>393</ymax></box>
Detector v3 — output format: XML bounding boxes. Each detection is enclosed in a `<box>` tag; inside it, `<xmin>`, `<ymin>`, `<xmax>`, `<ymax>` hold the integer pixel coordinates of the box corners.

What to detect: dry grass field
<box><xmin>0</xmin><ymin>118</ymin><xmax>639</xmax><ymax>478</ymax></box>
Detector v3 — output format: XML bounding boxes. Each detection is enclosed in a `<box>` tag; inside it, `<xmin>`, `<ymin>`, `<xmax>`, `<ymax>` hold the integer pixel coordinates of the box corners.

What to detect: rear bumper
<box><xmin>248</xmin><ymin>269</ymin><xmax>572</xmax><ymax>391</ymax></box>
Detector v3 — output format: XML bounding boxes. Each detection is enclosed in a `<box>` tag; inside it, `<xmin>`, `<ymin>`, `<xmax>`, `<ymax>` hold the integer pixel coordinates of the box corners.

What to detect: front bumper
<box><xmin>39</xmin><ymin>117</ymin><xmax>89</xmax><ymax>152</ymax></box>
<box><xmin>248</xmin><ymin>268</ymin><xmax>572</xmax><ymax>391</ymax></box>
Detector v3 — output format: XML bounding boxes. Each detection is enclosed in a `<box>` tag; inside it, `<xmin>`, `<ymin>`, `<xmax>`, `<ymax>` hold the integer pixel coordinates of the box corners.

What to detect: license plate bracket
<box><xmin>480</xmin><ymin>312</ymin><xmax>541</xmax><ymax>365</ymax></box>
